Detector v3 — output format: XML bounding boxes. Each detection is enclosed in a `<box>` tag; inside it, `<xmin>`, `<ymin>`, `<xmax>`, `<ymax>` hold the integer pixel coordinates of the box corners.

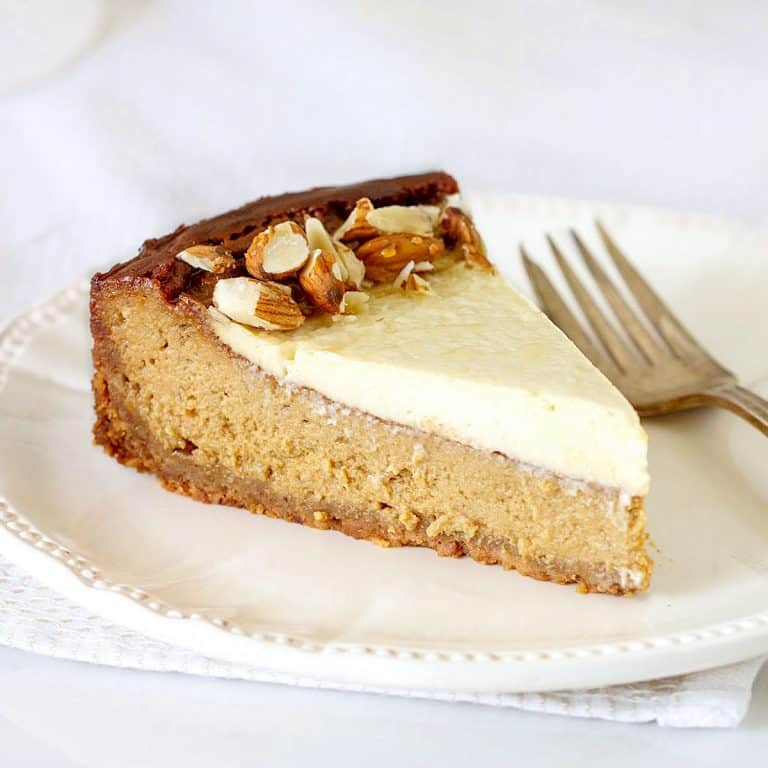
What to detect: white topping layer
<box><xmin>208</xmin><ymin>263</ymin><xmax>649</xmax><ymax>495</ymax></box>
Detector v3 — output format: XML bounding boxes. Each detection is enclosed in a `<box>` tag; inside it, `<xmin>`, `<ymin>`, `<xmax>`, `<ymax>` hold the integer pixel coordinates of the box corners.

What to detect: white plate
<box><xmin>1</xmin><ymin>195</ymin><xmax>767</xmax><ymax>694</ymax></box>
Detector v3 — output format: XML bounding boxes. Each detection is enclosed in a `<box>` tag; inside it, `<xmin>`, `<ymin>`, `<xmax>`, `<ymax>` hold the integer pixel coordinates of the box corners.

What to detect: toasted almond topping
<box><xmin>335</xmin><ymin>200</ymin><xmax>440</xmax><ymax>244</ymax></box>
<box><xmin>339</xmin><ymin>290</ymin><xmax>370</xmax><ymax>315</ymax></box>
<box><xmin>270</xmin><ymin>282</ymin><xmax>293</xmax><ymax>295</ymax></box>
<box><xmin>439</xmin><ymin>207</ymin><xmax>494</xmax><ymax>271</ymax></box>
<box><xmin>443</xmin><ymin>193</ymin><xmax>470</xmax><ymax>215</ymax></box>
<box><xmin>212</xmin><ymin>277</ymin><xmax>305</xmax><ymax>330</ymax></box>
<box><xmin>355</xmin><ymin>234</ymin><xmax>445</xmax><ymax>283</ymax></box>
<box><xmin>176</xmin><ymin>244</ymin><xmax>236</xmax><ymax>273</ymax></box>
<box><xmin>299</xmin><ymin>249</ymin><xmax>346</xmax><ymax>314</ymax></box>
<box><xmin>393</xmin><ymin>260</ymin><xmax>416</xmax><ymax>289</ymax></box>
<box><xmin>305</xmin><ymin>216</ymin><xmax>337</xmax><ymax>254</ymax></box>
<box><xmin>245</xmin><ymin>221</ymin><xmax>310</xmax><ymax>279</ymax></box>
<box><xmin>404</xmin><ymin>272</ymin><xmax>431</xmax><ymax>294</ymax></box>
<box><xmin>306</xmin><ymin>216</ymin><xmax>366</xmax><ymax>289</ymax></box>
<box><xmin>333</xmin><ymin>198</ymin><xmax>378</xmax><ymax>243</ymax></box>
<box><xmin>365</xmin><ymin>205</ymin><xmax>439</xmax><ymax>237</ymax></box>
<box><xmin>334</xmin><ymin>240</ymin><xmax>366</xmax><ymax>288</ymax></box>
<box><xmin>413</xmin><ymin>260</ymin><xmax>434</xmax><ymax>272</ymax></box>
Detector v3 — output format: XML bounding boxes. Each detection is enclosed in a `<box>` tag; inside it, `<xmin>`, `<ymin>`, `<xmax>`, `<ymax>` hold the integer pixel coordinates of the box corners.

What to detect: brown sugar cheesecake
<box><xmin>90</xmin><ymin>171</ymin><xmax>652</xmax><ymax>595</ymax></box>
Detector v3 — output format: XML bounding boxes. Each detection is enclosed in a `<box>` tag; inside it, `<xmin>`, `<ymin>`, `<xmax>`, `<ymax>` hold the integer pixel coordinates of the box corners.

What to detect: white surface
<box><xmin>0</xmin><ymin>554</ymin><xmax>762</xmax><ymax>729</ymax></box>
<box><xmin>2</xmin><ymin>0</ymin><xmax>768</xmax><ymax>764</ymax></box>
<box><xmin>0</xmin><ymin>645</ymin><xmax>764</xmax><ymax>768</ymax></box>
<box><xmin>0</xmin><ymin>0</ymin><xmax>106</xmax><ymax>94</ymax></box>
<box><xmin>1</xmin><ymin>196</ymin><xmax>767</xmax><ymax>696</ymax></box>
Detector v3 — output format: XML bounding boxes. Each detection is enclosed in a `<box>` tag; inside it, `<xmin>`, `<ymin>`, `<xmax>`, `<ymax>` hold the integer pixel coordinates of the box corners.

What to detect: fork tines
<box><xmin>520</xmin><ymin>222</ymin><xmax>710</xmax><ymax>375</ymax></box>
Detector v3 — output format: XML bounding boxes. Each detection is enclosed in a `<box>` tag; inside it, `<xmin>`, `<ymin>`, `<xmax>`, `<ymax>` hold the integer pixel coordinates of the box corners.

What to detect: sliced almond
<box><xmin>212</xmin><ymin>277</ymin><xmax>305</xmax><ymax>330</ymax></box>
<box><xmin>335</xmin><ymin>200</ymin><xmax>440</xmax><ymax>244</ymax></box>
<box><xmin>393</xmin><ymin>261</ymin><xmax>432</xmax><ymax>294</ymax></box>
<box><xmin>365</xmin><ymin>205</ymin><xmax>439</xmax><ymax>237</ymax></box>
<box><xmin>404</xmin><ymin>272</ymin><xmax>431</xmax><ymax>294</ymax></box>
<box><xmin>439</xmin><ymin>207</ymin><xmax>493</xmax><ymax>271</ymax></box>
<box><xmin>355</xmin><ymin>234</ymin><xmax>445</xmax><ymax>283</ymax></box>
<box><xmin>176</xmin><ymin>244</ymin><xmax>236</xmax><ymax>273</ymax></box>
<box><xmin>299</xmin><ymin>249</ymin><xmax>346</xmax><ymax>314</ymax></box>
<box><xmin>305</xmin><ymin>216</ymin><xmax>338</xmax><ymax>254</ymax></box>
<box><xmin>333</xmin><ymin>198</ymin><xmax>378</xmax><ymax>243</ymax></box>
<box><xmin>334</xmin><ymin>240</ymin><xmax>366</xmax><ymax>288</ymax></box>
<box><xmin>413</xmin><ymin>260</ymin><xmax>434</xmax><ymax>272</ymax></box>
<box><xmin>339</xmin><ymin>290</ymin><xmax>369</xmax><ymax>315</ymax></box>
<box><xmin>245</xmin><ymin>221</ymin><xmax>310</xmax><ymax>279</ymax></box>
<box><xmin>443</xmin><ymin>193</ymin><xmax>471</xmax><ymax>215</ymax></box>
<box><xmin>306</xmin><ymin>216</ymin><xmax>366</xmax><ymax>289</ymax></box>
<box><xmin>393</xmin><ymin>260</ymin><xmax>416</xmax><ymax>289</ymax></box>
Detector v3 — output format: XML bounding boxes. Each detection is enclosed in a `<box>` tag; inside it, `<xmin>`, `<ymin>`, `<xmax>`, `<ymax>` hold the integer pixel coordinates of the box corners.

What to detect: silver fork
<box><xmin>520</xmin><ymin>222</ymin><xmax>768</xmax><ymax>435</ymax></box>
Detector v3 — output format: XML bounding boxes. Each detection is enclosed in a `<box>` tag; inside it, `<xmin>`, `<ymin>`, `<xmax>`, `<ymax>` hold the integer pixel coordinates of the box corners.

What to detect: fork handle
<box><xmin>703</xmin><ymin>384</ymin><xmax>768</xmax><ymax>437</ymax></box>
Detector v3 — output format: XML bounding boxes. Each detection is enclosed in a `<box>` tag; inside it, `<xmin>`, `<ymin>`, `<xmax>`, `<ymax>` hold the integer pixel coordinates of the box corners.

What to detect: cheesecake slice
<box><xmin>91</xmin><ymin>172</ymin><xmax>652</xmax><ymax>594</ymax></box>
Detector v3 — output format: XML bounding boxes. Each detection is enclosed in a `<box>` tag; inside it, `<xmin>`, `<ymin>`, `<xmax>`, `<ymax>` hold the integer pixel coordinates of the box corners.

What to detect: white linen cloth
<box><xmin>3</xmin><ymin>2</ymin><xmax>768</xmax><ymax>323</ymax></box>
<box><xmin>0</xmin><ymin>554</ymin><xmax>762</xmax><ymax>728</ymax></box>
<box><xmin>2</xmin><ymin>0</ymin><xmax>767</xmax><ymax>733</ymax></box>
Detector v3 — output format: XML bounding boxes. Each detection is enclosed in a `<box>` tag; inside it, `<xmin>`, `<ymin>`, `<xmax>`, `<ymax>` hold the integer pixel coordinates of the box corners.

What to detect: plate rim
<box><xmin>1</xmin><ymin>195</ymin><xmax>767</xmax><ymax>692</ymax></box>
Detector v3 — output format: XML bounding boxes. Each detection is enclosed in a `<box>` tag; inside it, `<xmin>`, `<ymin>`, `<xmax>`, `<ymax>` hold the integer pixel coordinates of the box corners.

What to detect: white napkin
<box><xmin>0</xmin><ymin>554</ymin><xmax>761</xmax><ymax>728</ymax></box>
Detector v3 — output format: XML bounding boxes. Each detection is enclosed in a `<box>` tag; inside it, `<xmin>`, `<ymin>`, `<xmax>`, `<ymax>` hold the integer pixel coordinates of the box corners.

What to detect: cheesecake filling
<box><xmin>208</xmin><ymin>262</ymin><xmax>649</xmax><ymax>496</ymax></box>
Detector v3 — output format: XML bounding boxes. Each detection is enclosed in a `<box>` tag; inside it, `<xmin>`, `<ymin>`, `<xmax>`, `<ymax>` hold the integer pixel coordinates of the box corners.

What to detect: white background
<box><xmin>1</xmin><ymin>0</ymin><xmax>767</xmax><ymax>764</ymax></box>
